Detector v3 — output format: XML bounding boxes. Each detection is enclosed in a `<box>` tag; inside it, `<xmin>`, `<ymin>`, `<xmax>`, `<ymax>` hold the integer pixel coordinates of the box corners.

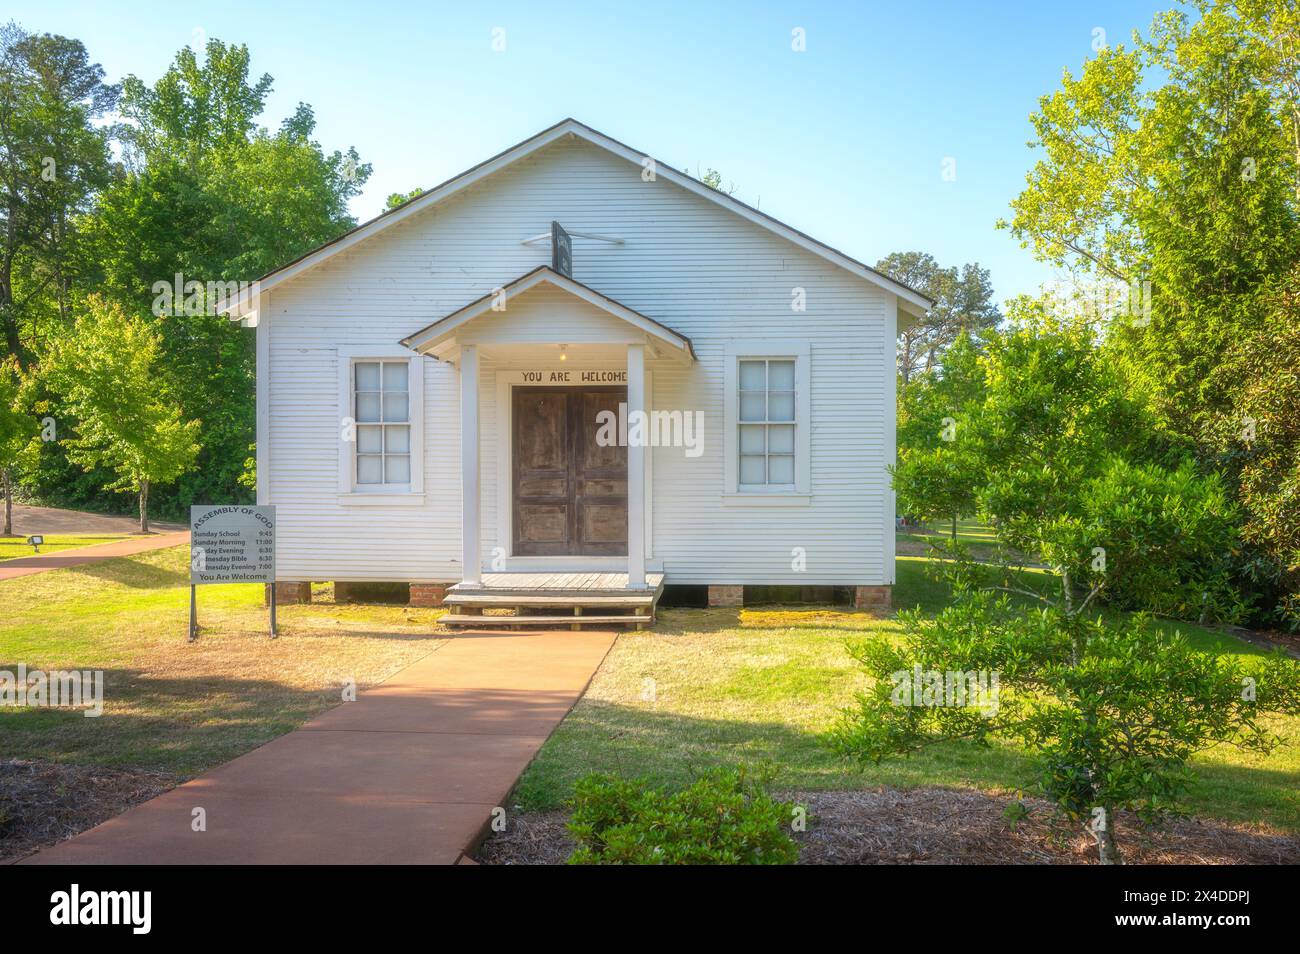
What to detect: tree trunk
<box><xmin>139</xmin><ymin>480</ymin><xmax>150</xmax><ymax>534</ymax></box>
<box><xmin>951</xmin><ymin>514</ymin><xmax>958</xmax><ymax>543</ymax></box>
<box><xmin>1096</xmin><ymin>818</ymin><xmax>1123</xmax><ymax>865</ymax></box>
<box><xmin>2</xmin><ymin>467</ymin><xmax>11</xmax><ymax>536</ymax></box>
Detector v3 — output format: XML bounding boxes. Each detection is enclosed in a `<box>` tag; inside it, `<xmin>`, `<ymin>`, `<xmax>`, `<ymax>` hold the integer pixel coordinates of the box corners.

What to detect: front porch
<box><xmin>399</xmin><ymin>265</ymin><xmax>695</xmax><ymax>626</ymax></box>
<box><xmin>442</xmin><ymin>571</ymin><xmax>666</xmax><ymax>629</ymax></box>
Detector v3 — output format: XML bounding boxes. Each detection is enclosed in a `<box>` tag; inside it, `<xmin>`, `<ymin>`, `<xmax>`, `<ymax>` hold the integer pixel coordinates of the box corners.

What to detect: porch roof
<box><xmin>398</xmin><ymin>266</ymin><xmax>696</xmax><ymax>363</ymax></box>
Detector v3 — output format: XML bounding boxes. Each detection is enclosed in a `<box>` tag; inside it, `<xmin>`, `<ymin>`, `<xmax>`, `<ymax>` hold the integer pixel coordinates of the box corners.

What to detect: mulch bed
<box><xmin>476</xmin><ymin>785</ymin><xmax>1300</xmax><ymax>865</ymax></box>
<box><xmin>0</xmin><ymin>758</ymin><xmax>176</xmax><ymax>863</ymax></box>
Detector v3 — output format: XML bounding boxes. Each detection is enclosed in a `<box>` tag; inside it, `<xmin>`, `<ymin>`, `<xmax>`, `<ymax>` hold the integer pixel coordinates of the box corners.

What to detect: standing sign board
<box><xmin>189</xmin><ymin>505</ymin><xmax>276</xmax><ymax>639</ymax></box>
<box><xmin>551</xmin><ymin>220</ymin><xmax>573</xmax><ymax>278</ymax></box>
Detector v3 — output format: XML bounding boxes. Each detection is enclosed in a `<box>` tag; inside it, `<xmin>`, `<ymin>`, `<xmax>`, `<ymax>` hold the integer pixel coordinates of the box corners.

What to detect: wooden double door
<box><xmin>512</xmin><ymin>386</ymin><xmax>628</xmax><ymax>556</ymax></box>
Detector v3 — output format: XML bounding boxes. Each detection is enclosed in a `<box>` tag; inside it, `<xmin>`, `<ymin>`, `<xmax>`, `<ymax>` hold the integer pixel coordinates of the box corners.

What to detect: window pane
<box><xmin>355</xmin><ymin>362</ymin><xmax>381</xmax><ymax>391</ymax></box>
<box><xmin>356</xmin><ymin>425</ymin><xmax>382</xmax><ymax>453</ymax></box>
<box><xmin>739</xmin><ymin>360</ymin><xmax>766</xmax><ymax>391</ymax></box>
<box><xmin>739</xmin><ymin>455</ymin><xmax>766</xmax><ymax>485</ymax></box>
<box><xmin>768</xmin><ymin>424</ymin><xmax>795</xmax><ymax>454</ymax></box>
<box><xmin>383</xmin><ymin>391</ymin><xmax>409</xmax><ymax>423</ymax></box>
<box><xmin>768</xmin><ymin>360</ymin><xmax>795</xmax><ymax>390</ymax></box>
<box><xmin>740</xmin><ymin>392</ymin><xmax>766</xmax><ymax>422</ymax></box>
<box><xmin>384</xmin><ymin>454</ymin><xmax>411</xmax><ymax>484</ymax></box>
<box><xmin>382</xmin><ymin>361</ymin><xmax>408</xmax><ymax>392</ymax></box>
<box><xmin>768</xmin><ymin>391</ymin><xmax>795</xmax><ymax>422</ymax></box>
<box><xmin>739</xmin><ymin>424</ymin><xmax>765</xmax><ymax>453</ymax></box>
<box><xmin>355</xmin><ymin>393</ymin><xmax>382</xmax><ymax>423</ymax></box>
<box><xmin>384</xmin><ymin>425</ymin><xmax>410</xmax><ymax>453</ymax></box>
<box><xmin>768</xmin><ymin>455</ymin><xmax>795</xmax><ymax>484</ymax></box>
<box><xmin>357</xmin><ymin>455</ymin><xmax>383</xmax><ymax>484</ymax></box>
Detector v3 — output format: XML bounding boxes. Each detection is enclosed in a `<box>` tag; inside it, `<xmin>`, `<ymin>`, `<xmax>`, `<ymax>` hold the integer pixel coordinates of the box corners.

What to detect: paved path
<box><xmin>0</xmin><ymin>531</ymin><xmax>191</xmax><ymax>582</ymax></box>
<box><xmin>6</xmin><ymin>503</ymin><xmax>184</xmax><ymax>535</ymax></box>
<box><xmin>22</xmin><ymin>628</ymin><xmax>617</xmax><ymax>865</ymax></box>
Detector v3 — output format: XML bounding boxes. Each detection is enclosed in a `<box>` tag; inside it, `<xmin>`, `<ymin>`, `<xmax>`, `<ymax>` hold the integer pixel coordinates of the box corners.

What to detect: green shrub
<box><xmin>566</xmin><ymin>767</ymin><xmax>800</xmax><ymax>865</ymax></box>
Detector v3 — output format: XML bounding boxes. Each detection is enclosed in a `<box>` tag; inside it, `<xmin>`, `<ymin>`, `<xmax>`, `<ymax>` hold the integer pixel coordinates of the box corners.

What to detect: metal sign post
<box><xmin>189</xmin><ymin>505</ymin><xmax>277</xmax><ymax>641</ymax></box>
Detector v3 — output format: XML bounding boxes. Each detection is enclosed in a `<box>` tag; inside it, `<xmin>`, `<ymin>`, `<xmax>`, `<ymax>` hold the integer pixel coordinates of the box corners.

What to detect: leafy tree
<box><xmin>894</xmin><ymin>332</ymin><xmax>986</xmax><ymax>539</ymax></box>
<box><xmin>1203</xmin><ymin>269</ymin><xmax>1300</xmax><ymax>629</ymax></box>
<box><xmin>42</xmin><ymin>295</ymin><xmax>200</xmax><ymax>532</ymax></box>
<box><xmin>831</xmin><ymin>574</ymin><xmax>1300</xmax><ymax>864</ymax></box>
<box><xmin>0</xmin><ymin>355</ymin><xmax>36</xmax><ymax>534</ymax></box>
<box><xmin>970</xmin><ymin>307</ymin><xmax>1167</xmax><ymax>548</ymax></box>
<box><xmin>385</xmin><ymin>187</ymin><xmax>423</xmax><ymax>210</ymax></box>
<box><xmin>117</xmin><ymin>41</ymin><xmax>271</xmax><ymax>167</ymax></box>
<box><xmin>1002</xmin><ymin>1</ymin><xmax>1300</xmax><ymax>628</ymax></box>
<box><xmin>0</xmin><ymin>23</ymin><xmax>118</xmax><ymax>366</ymax></box>
<box><xmin>909</xmin><ymin>303</ymin><xmax>1237</xmax><ymax>622</ymax></box>
<box><xmin>65</xmin><ymin>39</ymin><xmax>369</xmax><ymax>519</ymax></box>
<box><xmin>876</xmin><ymin>251</ymin><xmax>1001</xmax><ymax>384</ymax></box>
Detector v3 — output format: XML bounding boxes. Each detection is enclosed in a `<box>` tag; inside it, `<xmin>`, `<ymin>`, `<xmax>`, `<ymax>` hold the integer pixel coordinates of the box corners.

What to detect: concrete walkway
<box><xmin>6</xmin><ymin>503</ymin><xmax>185</xmax><ymax>534</ymax></box>
<box><xmin>0</xmin><ymin>531</ymin><xmax>191</xmax><ymax>582</ymax></box>
<box><xmin>22</xmin><ymin>628</ymin><xmax>617</xmax><ymax>865</ymax></box>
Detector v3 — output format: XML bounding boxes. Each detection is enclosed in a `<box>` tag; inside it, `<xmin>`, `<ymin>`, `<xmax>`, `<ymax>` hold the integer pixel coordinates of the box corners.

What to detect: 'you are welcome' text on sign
<box><xmin>519</xmin><ymin>370</ymin><xmax>628</xmax><ymax>384</ymax></box>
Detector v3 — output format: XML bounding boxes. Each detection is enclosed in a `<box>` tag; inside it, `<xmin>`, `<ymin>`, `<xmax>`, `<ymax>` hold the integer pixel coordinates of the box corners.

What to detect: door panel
<box><xmin>512</xmin><ymin>386</ymin><xmax>628</xmax><ymax>556</ymax></box>
<box><xmin>512</xmin><ymin>389</ymin><xmax>570</xmax><ymax>555</ymax></box>
<box><xmin>571</xmin><ymin>388</ymin><xmax>628</xmax><ymax>555</ymax></box>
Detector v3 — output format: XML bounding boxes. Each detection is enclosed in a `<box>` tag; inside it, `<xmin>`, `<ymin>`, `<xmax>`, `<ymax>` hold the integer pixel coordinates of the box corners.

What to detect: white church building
<box><xmin>226</xmin><ymin>119</ymin><xmax>930</xmax><ymax>625</ymax></box>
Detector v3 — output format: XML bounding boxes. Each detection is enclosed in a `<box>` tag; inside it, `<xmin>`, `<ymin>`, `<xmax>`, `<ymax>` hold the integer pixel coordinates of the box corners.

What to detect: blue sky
<box><xmin>31</xmin><ymin>0</ymin><xmax>1174</xmax><ymax>305</ymax></box>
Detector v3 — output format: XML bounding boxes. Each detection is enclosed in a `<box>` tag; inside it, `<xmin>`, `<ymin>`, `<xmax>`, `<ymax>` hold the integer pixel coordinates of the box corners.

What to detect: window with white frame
<box><xmin>738</xmin><ymin>359</ymin><xmax>796</xmax><ymax>488</ymax></box>
<box><xmin>724</xmin><ymin>341</ymin><xmax>810</xmax><ymax>500</ymax></box>
<box><xmin>354</xmin><ymin>359</ymin><xmax>410</xmax><ymax>486</ymax></box>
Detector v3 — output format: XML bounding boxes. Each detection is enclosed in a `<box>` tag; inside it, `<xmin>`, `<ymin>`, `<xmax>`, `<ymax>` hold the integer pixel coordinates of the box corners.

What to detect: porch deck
<box><xmin>442</xmin><ymin>572</ymin><xmax>665</xmax><ymax>629</ymax></box>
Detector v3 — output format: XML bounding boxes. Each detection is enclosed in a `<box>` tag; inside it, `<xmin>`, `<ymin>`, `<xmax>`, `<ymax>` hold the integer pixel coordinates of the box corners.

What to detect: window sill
<box><xmin>721</xmin><ymin>493</ymin><xmax>811</xmax><ymax>507</ymax></box>
<box><xmin>336</xmin><ymin>493</ymin><xmax>426</xmax><ymax>507</ymax></box>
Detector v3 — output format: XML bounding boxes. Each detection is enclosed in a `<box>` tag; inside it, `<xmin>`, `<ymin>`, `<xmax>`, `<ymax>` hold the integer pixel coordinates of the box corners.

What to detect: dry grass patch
<box><xmin>0</xmin><ymin>758</ymin><xmax>175</xmax><ymax>863</ymax></box>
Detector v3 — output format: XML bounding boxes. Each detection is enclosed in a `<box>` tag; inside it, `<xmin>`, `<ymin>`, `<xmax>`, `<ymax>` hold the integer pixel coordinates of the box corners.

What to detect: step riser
<box><xmin>442</xmin><ymin>613</ymin><xmax>653</xmax><ymax>630</ymax></box>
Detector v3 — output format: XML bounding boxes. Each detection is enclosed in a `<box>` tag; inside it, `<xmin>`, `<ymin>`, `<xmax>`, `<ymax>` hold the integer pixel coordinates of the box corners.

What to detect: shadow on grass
<box><xmin>510</xmin><ymin>700</ymin><xmax>1300</xmax><ymax>831</ymax></box>
<box><xmin>64</xmin><ymin>557</ymin><xmax>191</xmax><ymax>589</ymax></box>
<box><xmin>0</xmin><ymin>666</ymin><xmax>369</xmax><ymax>776</ymax></box>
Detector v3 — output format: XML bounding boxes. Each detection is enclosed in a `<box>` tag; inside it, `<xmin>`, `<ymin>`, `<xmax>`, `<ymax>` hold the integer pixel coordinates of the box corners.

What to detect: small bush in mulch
<box><xmin>0</xmin><ymin>758</ymin><xmax>175</xmax><ymax>862</ymax></box>
<box><xmin>477</xmin><ymin>785</ymin><xmax>1300</xmax><ymax>865</ymax></box>
<box><xmin>567</xmin><ymin>767</ymin><xmax>798</xmax><ymax>865</ymax></box>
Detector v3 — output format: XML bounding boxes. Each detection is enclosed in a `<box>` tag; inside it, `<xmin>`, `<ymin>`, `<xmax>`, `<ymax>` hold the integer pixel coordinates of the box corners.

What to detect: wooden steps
<box><xmin>442</xmin><ymin>592</ymin><xmax>656</xmax><ymax>608</ymax></box>
<box><xmin>440</xmin><ymin>571</ymin><xmax>664</xmax><ymax>630</ymax></box>
<box><xmin>441</xmin><ymin>612</ymin><xmax>650</xmax><ymax>629</ymax></box>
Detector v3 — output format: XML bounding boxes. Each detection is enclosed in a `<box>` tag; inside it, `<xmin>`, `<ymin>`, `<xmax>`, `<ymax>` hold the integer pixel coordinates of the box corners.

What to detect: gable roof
<box><xmin>223</xmin><ymin>119</ymin><xmax>934</xmax><ymax>318</ymax></box>
<box><xmin>399</xmin><ymin>265</ymin><xmax>696</xmax><ymax>363</ymax></box>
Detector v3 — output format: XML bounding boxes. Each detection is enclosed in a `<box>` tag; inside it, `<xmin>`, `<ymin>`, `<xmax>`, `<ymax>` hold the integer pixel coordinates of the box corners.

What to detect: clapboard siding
<box><xmin>263</xmin><ymin>135</ymin><xmax>896</xmax><ymax>585</ymax></box>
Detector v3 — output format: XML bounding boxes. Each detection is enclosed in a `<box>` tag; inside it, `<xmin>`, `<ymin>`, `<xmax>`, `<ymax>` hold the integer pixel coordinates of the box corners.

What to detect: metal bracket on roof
<box><xmin>520</xmin><ymin>230</ymin><xmax>625</xmax><ymax>245</ymax></box>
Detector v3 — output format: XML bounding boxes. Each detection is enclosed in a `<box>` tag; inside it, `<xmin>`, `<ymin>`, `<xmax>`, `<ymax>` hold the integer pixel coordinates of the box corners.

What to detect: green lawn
<box><xmin>513</xmin><ymin>556</ymin><xmax>1300</xmax><ymax>832</ymax></box>
<box><xmin>2</xmin><ymin>543</ymin><xmax>1296</xmax><ymax>834</ymax></box>
<box><xmin>0</xmin><ymin>546</ymin><xmax>445</xmax><ymax>775</ymax></box>
<box><xmin>897</xmin><ymin>516</ymin><xmax>998</xmax><ymax>547</ymax></box>
<box><xmin>0</xmin><ymin>534</ymin><xmax>130</xmax><ymax>562</ymax></box>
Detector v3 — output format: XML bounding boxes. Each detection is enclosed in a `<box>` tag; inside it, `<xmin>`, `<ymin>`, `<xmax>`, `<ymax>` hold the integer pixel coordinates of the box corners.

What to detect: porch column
<box><xmin>460</xmin><ymin>344</ymin><xmax>481</xmax><ymax>586</ymax></box>
<box><xmin>626</xmin><ymin>343</ymin><xmax>646</xmax><ymax>589</ymax></box>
